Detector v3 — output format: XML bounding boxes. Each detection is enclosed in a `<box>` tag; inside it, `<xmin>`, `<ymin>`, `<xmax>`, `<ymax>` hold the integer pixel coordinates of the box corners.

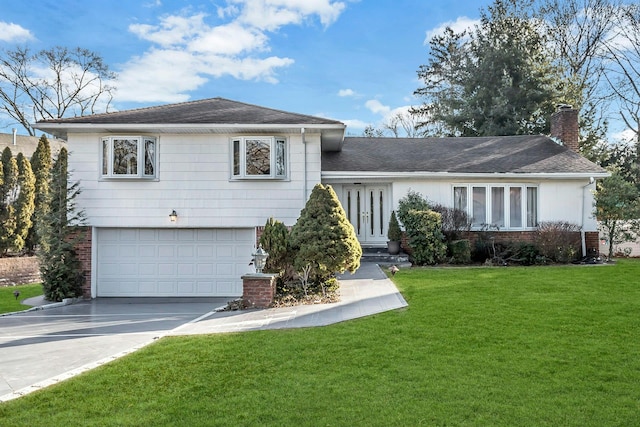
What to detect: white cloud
<box><xmin>0</xmin><ymin>21</ymin><xmax>34</xmax><ymax>42</ymax></box>
<box><xmin>424</xmin><ymin>16</ymin><xmax>478</xmax><ymax>44</ymax></box>
<box><xmin>611</xmin><ymin>128</ymin><xmax>637</xmax><ymax>144</ymax></box>
<box><xmin>338</xmin><ymin>88</ymin><xmax>356</xmax><ymax>97</ymax></box>
<box><xmin>117</xmin><ymin>1</ymin><xmax>346</xmax><ymax>103</ymax></box>
<box><xmin>365</xmin><ymin>99</ymin><xmax>391</xmax><ymax>116</ymax></box>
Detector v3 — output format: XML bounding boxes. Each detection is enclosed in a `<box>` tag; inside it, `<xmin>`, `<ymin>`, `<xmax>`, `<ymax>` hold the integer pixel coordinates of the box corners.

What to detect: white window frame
<box><xmin>452</xmin><ymin>184</ymin><xmax>538</xmax><ymax>230</ymax></box>
<box><xmin>230</xmin><ymin>136</ymin><xmax>288</xmax><ymax>180</ymax></box>
<box><xmin>101</xmin><ymin>136</ymin><xmax>157</xmax><ymax>179</ymax></box>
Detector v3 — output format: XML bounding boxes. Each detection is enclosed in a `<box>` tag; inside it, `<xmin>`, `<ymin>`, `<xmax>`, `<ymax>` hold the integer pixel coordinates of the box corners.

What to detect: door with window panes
<box><xmin>342</xmin><ymin>185</ymin><xmax>389</xmax><ymax>244</ymax></box>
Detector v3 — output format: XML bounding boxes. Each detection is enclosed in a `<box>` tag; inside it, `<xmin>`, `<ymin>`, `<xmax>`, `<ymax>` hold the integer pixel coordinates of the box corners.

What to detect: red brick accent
<box><xmin>72</xmin><ymin>227</ymin><xmax>92</xmax><ymax>299</ymax></box>
<box><xmin>242</xmin><ymin>274</ymin><xmax>276</xmax><ymax>308</ymax></box>
<box><xmin>550</xmin><ymin>105</ymin><xmax>579</xmax><ymax>153</ymax></box>
<box><xmin>585</xmin><ymin>231</ymin><xmax>600</xmax><ymax>256</ymax></box>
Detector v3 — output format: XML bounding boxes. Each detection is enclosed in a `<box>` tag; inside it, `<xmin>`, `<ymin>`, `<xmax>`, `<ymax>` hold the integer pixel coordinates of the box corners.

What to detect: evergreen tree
<box><xmin>0</xmin><ymin>147</ymin><xmax>18</xmax><ymax>255</ymax></box>
<box><xmin>26</xmin><ymin>135</ymin><xmax>52</xmax><ymax>253</ymax></box>
<box><xmin>38</xmin><ymin>147</ymin><xmax>85</xmax><ymax>301</ymax></box>
<box><xmin>259</xmin><ymin>217</ymin><xmax>292</xmax><ymax>275</ymax></box>
<box><xmin>13</xmin><ymin>153</ymin><xmax>35</xmax><ymax>253</ymax></box>
<box><xmin>290</xmin><ymin>184</ymin><xmax>361</xmax><ymax>285</ymax></box>
<box><xmin>413</xmin><ymin>0</ymin><xmax>562</xmax><ymax>136</ymax></box>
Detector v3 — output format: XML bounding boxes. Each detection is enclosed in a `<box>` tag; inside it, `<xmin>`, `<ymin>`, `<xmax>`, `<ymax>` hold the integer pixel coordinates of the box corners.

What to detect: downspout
<box><xmin>301</xmin><ymin>127</ymin><xmax>307</xmax><ymax>202</ymax></box>
<box><xmin>12</xmin><ymin>128</ymin><xmax>17</xmax><ymax>146</ymax></box>
<box><xmin>581</xmin><ymin>177</ymin><xmax>595</xmax><ymax>258</ymax></box>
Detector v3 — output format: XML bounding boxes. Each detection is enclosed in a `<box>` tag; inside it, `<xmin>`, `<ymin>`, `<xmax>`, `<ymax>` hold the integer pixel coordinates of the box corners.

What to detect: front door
<box><xmin>342</xmin><ymin>185</ymin><xmax>389</xmax><ymax>244</ymax></box>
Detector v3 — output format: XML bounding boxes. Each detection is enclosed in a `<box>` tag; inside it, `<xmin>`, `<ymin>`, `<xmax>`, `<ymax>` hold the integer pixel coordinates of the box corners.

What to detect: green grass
<box><xmin>0</xmin><ymin>283</ymin><xmax>43</xmax><ymax>314</ymax></box>
<box><xmin>1</xmin><ymin>261</ymin><xmax>639</xmax><ymax>426</ymax></box>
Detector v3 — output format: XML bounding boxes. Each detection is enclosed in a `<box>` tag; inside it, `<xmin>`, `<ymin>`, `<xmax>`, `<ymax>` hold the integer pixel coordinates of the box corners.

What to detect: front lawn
<box><xmin>1</xmin><ymin>261</ymin><xmax>639</xmax><ymax>426</ymax></box>
<box><xmin>0</xmin><ymin>283</ymin><xmax>43</xmax><ymax>314</ymax></box>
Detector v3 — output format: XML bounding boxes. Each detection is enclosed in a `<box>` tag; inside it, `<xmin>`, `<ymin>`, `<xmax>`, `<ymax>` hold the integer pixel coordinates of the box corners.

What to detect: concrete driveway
<box><xmin>0</xmin><ymin>297</ymin><xmax>228</xmax><ymax>401</ymax></box>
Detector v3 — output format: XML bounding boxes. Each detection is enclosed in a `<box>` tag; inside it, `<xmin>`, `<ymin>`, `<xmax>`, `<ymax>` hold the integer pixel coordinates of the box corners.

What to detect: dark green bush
<box><xmin>448</xmin><ymin>239</ymin><xmax>471</xmax><ymax>264</ymax></box>
<box><xmin>397</xmin><ymin>190</ymin><xmax>430</xmax><ymax>229</ymax></box>
<box><xmin>403</xmin><ymin>209</ymin><xmax>447</xmax><ymax>265</ymax></box>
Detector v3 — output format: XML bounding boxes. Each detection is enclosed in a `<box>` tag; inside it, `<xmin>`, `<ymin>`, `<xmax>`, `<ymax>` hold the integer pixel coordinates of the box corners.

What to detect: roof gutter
<box><xmin>321</xmin><ymin>171</ymin><xmax>611</xmax><ymax>181</ymax></box>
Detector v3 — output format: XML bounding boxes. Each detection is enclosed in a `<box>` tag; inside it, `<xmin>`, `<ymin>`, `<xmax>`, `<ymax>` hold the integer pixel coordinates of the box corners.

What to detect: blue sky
<box><xmin>1</xmin><ymin>0</ymin><xmax>506</xmax><ymax>136</ymax></box>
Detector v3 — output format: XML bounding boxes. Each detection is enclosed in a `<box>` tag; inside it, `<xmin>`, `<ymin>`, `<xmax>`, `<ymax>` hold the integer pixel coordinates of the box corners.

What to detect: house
<box><xmin>34</xmin><ymin>99</ymin><xmax>608</xmax><ymax>299</ymax></box>
<box><xmin>0</xmin><ymin>131</ymin><xmax>66</xmax><ymax>158</ymax></box>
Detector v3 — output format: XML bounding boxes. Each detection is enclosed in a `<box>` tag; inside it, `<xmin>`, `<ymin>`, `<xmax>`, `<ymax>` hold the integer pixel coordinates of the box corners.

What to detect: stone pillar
<box><xmin>242</xmin><ymin>274</ymin><xmax>276</xmax><ymax>308</ymax></box>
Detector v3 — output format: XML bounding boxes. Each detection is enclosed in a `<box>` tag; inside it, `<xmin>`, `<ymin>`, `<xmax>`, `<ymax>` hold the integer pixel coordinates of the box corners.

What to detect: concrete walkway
<box><xmin>0</xmin><ymin>263</ymin><xmax>406</xmax><ymax>402</ymax></box>
<box><xmin>171</xmin><ymin>262</ymin><xmax>408</xmax><ymax>335</ymax></box>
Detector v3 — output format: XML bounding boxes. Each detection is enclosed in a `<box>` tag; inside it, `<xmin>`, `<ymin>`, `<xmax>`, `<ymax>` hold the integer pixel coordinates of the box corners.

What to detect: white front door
<box><xmin>342</xmin><ymin>185</ymin><xmax>389</xmax><ymax>244</ymax></box>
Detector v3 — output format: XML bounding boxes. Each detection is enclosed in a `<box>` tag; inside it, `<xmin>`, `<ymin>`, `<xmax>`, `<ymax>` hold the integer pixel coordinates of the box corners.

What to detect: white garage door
<box><xmin>96</xmin><ymin>228</ymin><xmax>254</xmax><ymax>297</ymax></box>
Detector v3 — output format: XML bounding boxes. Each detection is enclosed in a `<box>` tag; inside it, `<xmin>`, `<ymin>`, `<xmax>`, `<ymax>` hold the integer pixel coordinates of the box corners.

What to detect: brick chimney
<box><xmin>550</xmin><ymin>104</ymin><xmax>579</xmax><ymax>153</ymax></box>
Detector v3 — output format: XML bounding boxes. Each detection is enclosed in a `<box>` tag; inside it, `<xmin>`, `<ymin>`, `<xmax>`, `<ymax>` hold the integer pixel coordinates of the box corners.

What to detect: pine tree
<box><xmin>27</xmin><ymin>135</ymin><xmax>52</xmax><ymax>253</ymax></box>
<box><xmin>290</xmin><ymin>184</ymin><xmax>361</xmax><ymax>285</ymax></box>
<box><xmin>13</xmin><ymin>153</ymin><xmax>36</xmax><ymax>253</ymax></box>
<box><xmin>259</xmin><ymin>217</ymin><xmax>292</xmax><ymax>275</ymax></box>
<box><xmin>0</xmin><ymin>147</ymin><xmax>18</xmax><ymax>255</ymax></box>
<box><xmin>38</xmin><ymin>147</ymin><xmax>85</xmax><ymax>301</ymax></box>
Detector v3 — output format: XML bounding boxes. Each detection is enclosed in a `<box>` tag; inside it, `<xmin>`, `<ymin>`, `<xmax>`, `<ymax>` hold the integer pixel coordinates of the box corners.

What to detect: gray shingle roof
<box><xmin>321</xmin><ymin>135</ymin><xmax>607</xmax><ymax>175</ymax></box>
<box><xmin>35</xmin><ymin>97</ymin><xmax>343</xmax><ymax>126</ymax></box>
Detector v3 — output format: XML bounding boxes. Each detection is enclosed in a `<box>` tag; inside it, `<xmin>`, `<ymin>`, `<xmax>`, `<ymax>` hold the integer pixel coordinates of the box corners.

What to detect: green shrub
<box><xmin>403</xmin><ymin>209</ymin><xmax>447</xmax><ymax>265</ymax></box>
<box><xmin>259</xmin><ymin>217</ymin><xmax>292</xmax><ymax>274</ymax></box>
<box><xmin>397</xmin><ymin>190</ymin><xmax>430</xmax><ymax>229</ymax></box>
<box><xmin>387</xmin><ymin>211</ymin><xmax>402</xmax><ymax>241</ymax></box>
<box><xmin>448</xmin><ymin>239</ymin><xmax>471</xmax><ymax>264</ymax></box>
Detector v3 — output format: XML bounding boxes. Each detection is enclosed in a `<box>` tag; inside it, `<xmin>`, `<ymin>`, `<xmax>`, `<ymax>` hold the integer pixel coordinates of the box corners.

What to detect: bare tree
<box><xmin>602</xmin><ymin>4</ymin><xmax>640</xmax><ymax>146</ymax></box>
<box><xmin>0</xmin><ymin>46</ymin><xmax>116</xmax><ymax>136</ymax></box>
<box><xmin>383</xmin><ymin>111</ymin><xmax>424</xmax><ymax>138</ymax></box>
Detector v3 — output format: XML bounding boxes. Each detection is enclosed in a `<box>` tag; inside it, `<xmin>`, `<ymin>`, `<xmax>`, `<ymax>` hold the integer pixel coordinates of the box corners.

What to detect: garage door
<box><xmin>96</xmin><ymin>228</ymin><xmax>254</xmax><ymax>297</ymax></box>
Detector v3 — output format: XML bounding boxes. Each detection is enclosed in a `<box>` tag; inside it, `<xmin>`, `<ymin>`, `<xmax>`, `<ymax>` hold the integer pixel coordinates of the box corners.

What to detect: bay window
<box><xmin>231</xmin><ymin>136</ymin><xmax>287</xmax><ymax>179</ymax></box>
<box><xmin>101</xmin><ymin>136</ymin><xmax>156</xmax><ymax>178</ymax></box>
<box><xmin>453</xmin><ymin>184</ymin><xmax>538</xmax><ymax>230</ymax></box>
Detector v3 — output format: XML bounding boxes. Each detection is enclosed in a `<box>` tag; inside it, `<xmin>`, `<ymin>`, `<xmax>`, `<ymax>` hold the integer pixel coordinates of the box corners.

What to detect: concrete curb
<box><xmin>0</xmin><ymin>297</ymin><xmax>83</xmax><ymax>318</ymax></box>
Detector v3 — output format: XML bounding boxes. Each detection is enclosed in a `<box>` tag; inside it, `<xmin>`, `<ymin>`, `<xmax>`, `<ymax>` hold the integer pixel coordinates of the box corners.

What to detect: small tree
<box><xmin>290</xmin><ymin>184</ymin><xmax>361</xmax><ymax>287</ymax></box>
<box><xmin>0</xmin><ymin>147</ymin><xmax>18</xmax><ymax>255</ymax></box>
<box><xmin>387</xmin><ymin>211</ymin><xmax>402</xmax><ymax>241</ymax></box>
<box><xmin>26</xmin><ymin>135</ymin><xmax>52</xmax><ymax>253</ymax></box>
<box><xmin>13</xmin><ymin>153</ymin><xmax>35</xmax><ymax>253</ymax></box>
<box><xmin>595</xmin><ymin>173</ymin><xmax>640</xmax><ymax>259</ymax></box>
<box><xmin>38</xmin><ymin>148</ymin><xmax>86</xmax><ymax>301</ymax></box>
<box><xmin>259</xmin><ymin>217</ymin><xmax>292</xmax><ymax>276</ymax></box>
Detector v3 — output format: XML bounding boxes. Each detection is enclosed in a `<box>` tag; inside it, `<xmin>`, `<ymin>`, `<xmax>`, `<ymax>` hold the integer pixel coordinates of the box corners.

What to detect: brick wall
<box><xmin>72</xmin><ymin>227</ymin><xmax>92</xmax><ymax>299</ymax></box>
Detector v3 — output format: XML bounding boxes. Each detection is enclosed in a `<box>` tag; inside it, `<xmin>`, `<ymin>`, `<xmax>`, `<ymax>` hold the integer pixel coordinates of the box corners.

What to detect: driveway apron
<box><xmin>0</xmin><ymin>298</ymin><xmax>224</xmax><ymax>401</ymax></box>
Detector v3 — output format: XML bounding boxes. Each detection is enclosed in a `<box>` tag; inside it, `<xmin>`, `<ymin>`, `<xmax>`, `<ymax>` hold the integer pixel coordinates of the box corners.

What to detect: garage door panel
<box><xmin>97</xmin><ymin>228</ymin><xmax>253</xmax><ymax>297</ymax></box>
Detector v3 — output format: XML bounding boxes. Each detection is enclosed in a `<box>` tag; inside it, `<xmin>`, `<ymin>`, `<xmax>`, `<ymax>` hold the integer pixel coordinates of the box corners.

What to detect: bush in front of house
<box><xmin>448</xmin><ymin>239</ymin><xmax>471</xmax><ymax>264</ymax></box>
<box><xmin>289</xmin><ymin>184</ymin><xmax>361</xmax><ymax>293</ymax></box>
<box><xmin>396</xmin><ymin>189</ymin><xmax>430</xmax><ymax>228</ymax></box>
<box><xmin>402</xmin><ymin>209</ymin><xmax>447</xmax><ymax>265</ymax></box>
<box><xmin>534</xmin><ymin>221</ymin><xmax>582</xmax><ymax>263</ymax></box>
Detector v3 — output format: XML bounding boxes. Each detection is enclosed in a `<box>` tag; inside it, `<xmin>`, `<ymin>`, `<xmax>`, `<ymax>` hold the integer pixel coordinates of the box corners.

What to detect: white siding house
<box><xmin>35</xmin><ymin>99</ymin><xmax>608</xmax><ymax>299</ymax></box>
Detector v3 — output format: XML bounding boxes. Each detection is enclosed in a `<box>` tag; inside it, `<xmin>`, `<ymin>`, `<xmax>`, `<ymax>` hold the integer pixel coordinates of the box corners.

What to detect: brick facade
<box><xmin>72</xmin><ymin>227</ymin><xmax>92</xmax><ymax>299</ymax></box>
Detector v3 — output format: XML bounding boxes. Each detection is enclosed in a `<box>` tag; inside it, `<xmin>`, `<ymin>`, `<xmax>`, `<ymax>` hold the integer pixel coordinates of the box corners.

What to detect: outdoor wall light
<box><xmin>252</xmin><ymin>244</ymin><xmax>269</xmax><ymax>274</ymax></box>
<box><xmin>169</xmin><ymin>210</ymin><xmax>178</xmax><ymax>222</ymax></box>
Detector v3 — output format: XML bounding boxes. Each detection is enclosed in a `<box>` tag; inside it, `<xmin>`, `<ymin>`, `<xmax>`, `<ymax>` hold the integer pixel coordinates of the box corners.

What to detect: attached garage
<box><xmin>96</xmin><ymin>228</ymin><xmax>255</xmax><ymax>297</ymax></box>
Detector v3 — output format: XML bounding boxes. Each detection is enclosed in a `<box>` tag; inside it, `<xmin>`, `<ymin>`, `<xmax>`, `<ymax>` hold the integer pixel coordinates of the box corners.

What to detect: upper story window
<box><xmin>231</xmin><ymin>137</ymin><xmax>287</xmax><ymax>179</ymax></box>
<box><xmin>101</xmin><ymin>136</ymin><xmax>157</xmax><ymax>179</ymax></box>
<box><xmin>453</xmin><ymin>184</ymin><xmax>538</xmax><ymax>230</ymax></box>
